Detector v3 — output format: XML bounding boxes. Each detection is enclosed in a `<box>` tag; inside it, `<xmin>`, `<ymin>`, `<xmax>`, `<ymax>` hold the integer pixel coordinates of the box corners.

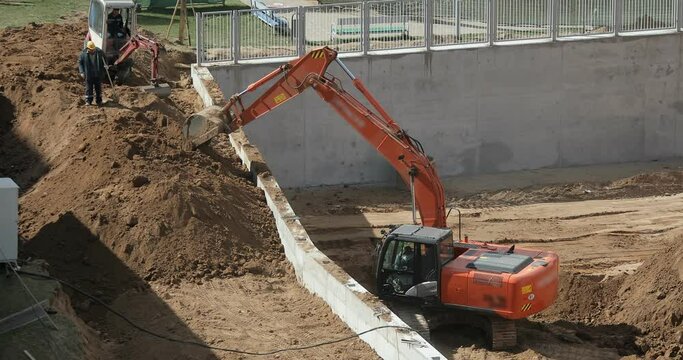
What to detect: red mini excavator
<box><xmin>85</xmin><ymin>0</ymin><xmax>171</xmax><ymax>98</ymax></box>
<box><xmin>183</xmin><ymin>47</ymin><xmax>559</xmax><ymax>350</ymax></box>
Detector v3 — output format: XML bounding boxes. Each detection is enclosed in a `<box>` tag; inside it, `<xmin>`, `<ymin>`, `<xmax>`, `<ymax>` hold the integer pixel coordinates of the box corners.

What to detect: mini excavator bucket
<box><xmin>182</xmin><ymin>105</ymin><xmax>229</xmax><ymax>148</ymax></box>
<box><xmin>141</xmin><ymin>83</ymin><xmax>172</xmax><ymax>98</ymax></box>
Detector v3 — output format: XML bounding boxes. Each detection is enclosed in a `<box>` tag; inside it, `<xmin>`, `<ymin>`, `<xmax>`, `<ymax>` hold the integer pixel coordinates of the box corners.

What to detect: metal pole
<box><xmin>410</xmin><ymin>173</ymin><xmax>417</xmax><ymax>225</ymax></box>
<box><xmin>195</xmin><ymin>12</ymin><xmax>202</xmax><ymax>64</ymax></box>
<box><xmin>233</xmin><ymin>10</ymin><xmax>240</xmax><ymax>63</ymax></box>
<box><xmin>363</xmin><ymin>1</ymin><xmax>371</xmax><ymax>54</ymax></box>
<box><xmin>455</xmin><ymin>0</ymin><xmax>461</xmax><ymax>39</ymax></box>
<box><xmin>297</xmin><ymin>6</ymin><xmax>306</xmax><ymax>56</ymax></box>
<box><xmin>489</xmin><ymin>0</ymin><xmax>497</xmax><ymax>45</ymax></box>
<box><xmin>614</xmin><ymin>0</ymin><xmax>623</xmax><ymax>35</ymax></box>
<box><xmin>457</xmin><ymin>209</ymin><xmax>462</xmax><ymax>242</ymax></box>
<box><xmin>678</xmin><ymin>0</ymin><xmax>683</xmax><ymax>31</ymax></box>
<box><xmin>425</xmin><ymin>0</ymin><xmax>433</xmax><ymax>50</ymax></box>
<box><xmin>551</xmin><ymin>0</ymin><xmax>559</xmax><ymax>40</ymax></box>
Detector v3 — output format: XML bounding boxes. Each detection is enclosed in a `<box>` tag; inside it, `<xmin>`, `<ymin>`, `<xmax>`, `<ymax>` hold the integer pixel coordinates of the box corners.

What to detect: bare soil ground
<box><xmin>287</xmin><ymin>167</ymin><xmax>683</xmax><ymax>359</ymax></box>
<box><xmin>0</xmin><ymin>22</ymin><xmax>376</xmax><ymax>359</ymax></box>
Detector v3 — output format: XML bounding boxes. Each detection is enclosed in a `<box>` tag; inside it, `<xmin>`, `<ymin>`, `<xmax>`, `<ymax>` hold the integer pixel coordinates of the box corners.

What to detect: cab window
<box><xmin>89</xmin><ymin>0</ymin><xmax>104</xmax><ymax>38</ymax></box>
<box><xmin>389</xmin><ymin>241</ymin><xmax>415</xmax><ymax>272</ymax></box>
<box><xmin>439</xmin><ymin>238</ymin><xmax>454</xmax><ymax>266</ymax></box>
<box><xmin>381</xmin><ymin>240</ymin><xmax>397</xmax><ymax>270</ymax></box>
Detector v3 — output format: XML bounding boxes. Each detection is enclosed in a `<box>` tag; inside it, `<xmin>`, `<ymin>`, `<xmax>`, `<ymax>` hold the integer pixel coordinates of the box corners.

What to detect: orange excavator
<box><xmin>183</xmin><ymin>47</ymin><xmax>559</xmax><ymax>349</ymax></box>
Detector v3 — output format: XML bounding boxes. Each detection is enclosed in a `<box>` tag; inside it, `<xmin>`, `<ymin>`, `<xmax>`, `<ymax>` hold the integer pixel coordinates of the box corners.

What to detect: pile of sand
<box><xmin>534</xmin><ymin>235</ymin><xmax>683</xmax><ymax>357</ymax></box>
<box><xmin>457</xmin><ymin>169</ymin><xmax>683</xmax><ymax>208</ymax></box>
<box><xmin>0</xmin><ymin>22</ymin><xmax>285</xmax><ymax>290</ymax></box>
<box><xmin>611</xmin><ymin>237</ymin><xmax>683</xmax><ymax>357</ymax></box>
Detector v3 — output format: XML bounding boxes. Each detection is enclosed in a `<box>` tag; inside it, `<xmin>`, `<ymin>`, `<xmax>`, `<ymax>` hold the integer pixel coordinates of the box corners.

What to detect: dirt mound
<box><xmin>538</xmin><ymin>272</ymin><xmax>625</xmax><ymax>325</ymax></box>
<box><xmin>0</xmin><ymin>21</ymin><xmax>285</xmax><ymax>287</ymax></box>
<box><xmin>457</xmin><ymin>168</ymin><xmax>683</xmax><ymax>208</ymax></box>
<box><xmin>611</xmin><ymin>236</ymin><xmax>683</xmax><ymax>357</ymax></box>
<box><xmin>533</xmin><ymin>236</ymin><xmax>683</xmax><ymax>357</ymax></box>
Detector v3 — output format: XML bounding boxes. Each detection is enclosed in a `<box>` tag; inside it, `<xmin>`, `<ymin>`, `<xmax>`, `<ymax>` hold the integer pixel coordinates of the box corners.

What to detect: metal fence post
<box><xmin>614</xmin><ymin>0</ymin><xmax>623</xmax><ymax>35</ymax></box>
<box><xmin>678</xmin><ymin>0</ymin><xmax>683</xmax><ymax>31</ymax></box>
<box><xmin>425</xmin><ymin>0</ymin><xmax>433</xmax><ymax>50</ymax></box>
<box><xmin>232</xmin><ymin>10</ymin><xmax>240</xmax><ymax>64</ymax></box>
<box><xmin>363</xmin><ymin>1</ymin><xmax>370</xmax><ymax>54</ymax></box>
<box><xmin>489</xmin><ymin>0</ymin><xmax>497</xmax><ymax>45</ymax></box>
<box><xmin>195</xmin><ymin>12</ymin><xmax>203</xmax><ymax>64</ymax></box>
<box><xmin>455</xmin><ymin>0</ymin><xmax>461</xmax><ymax>39</ymax></box>
<box><xmin>297</xmin><ymin>6</ymin><xmax>306</xmax><ymax>56</ymax></box>
<box><xmin>551</xmin><ymin>0</ymin><xmax>559</xmax><ymax>41</ymax></box>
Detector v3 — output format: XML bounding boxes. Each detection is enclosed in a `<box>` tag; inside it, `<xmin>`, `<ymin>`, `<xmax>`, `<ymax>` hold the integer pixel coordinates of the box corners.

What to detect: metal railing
<box><xmin>305</xmin><ymin>2</ymin><xmax>364</xmax><ymax>53</ymax></box>
<box><xmin>433</xmin><ymin>0</ymin><xmax>490</xmax><ymax>46</ymax></box>
<box><xmin>557</xmin><ymin>0</ymin><xmax>614</xmax><ymax>37</ymax></box>
<box><xmin>196</xmin><ymin>0</ymin><xmax>683</xmax><ymax>64</ymax></box>
<box><xmin>496</xmin><ymin>0</ymin><xmax>551</xmax><ymax>41</ymax></box>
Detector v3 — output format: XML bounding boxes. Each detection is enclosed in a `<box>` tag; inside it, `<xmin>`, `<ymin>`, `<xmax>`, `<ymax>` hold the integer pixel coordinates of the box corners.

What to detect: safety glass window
<box><xmin>382</xmin><ymin>240</ymin><xmax>397</xmax><ymax>270</ymax></box>
<box><xmin>391</xmin><ymin>241</ymin><xmax>415</xmax><ymax>272</ymax></box>
<box><xmin>89</xmin><ymin>1</ymin><xmax>104</xmax><ymax>38</ymax></box>
<box><xmin>439</xmin><ymin>238</ymin><xmax>454</xmax><ymax>266</ymax></box>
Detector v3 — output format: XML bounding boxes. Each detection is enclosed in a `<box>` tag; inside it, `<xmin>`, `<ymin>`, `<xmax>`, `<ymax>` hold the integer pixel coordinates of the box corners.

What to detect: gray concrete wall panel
<box><xmin>209</xmin><ymin>33</ymin><xmax>683</xmax><ymax>188</ymax></box>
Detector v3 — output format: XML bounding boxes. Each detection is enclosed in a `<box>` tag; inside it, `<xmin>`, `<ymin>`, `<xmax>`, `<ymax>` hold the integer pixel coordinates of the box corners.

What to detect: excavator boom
<box><xmin>184</xmin><ymin>47</ymin><xmax>446</xmax><ymax>227</ymax></box>
<box><xmin>113</xmin><ymin>33</ymin><xmax>171</xmax><ymax>97</ymax></box>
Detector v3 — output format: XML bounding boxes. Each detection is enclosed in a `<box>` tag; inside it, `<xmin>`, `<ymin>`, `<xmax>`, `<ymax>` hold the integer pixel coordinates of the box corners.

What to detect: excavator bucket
<box><xmin>182</xmin><ymin>105</ymin><xmax>229</xmax><ymax>148</ymax></box>
<box><xmin>140</xmin><ymin>83</ymin><xmax>172</xmax><ymax>98</ymax></box>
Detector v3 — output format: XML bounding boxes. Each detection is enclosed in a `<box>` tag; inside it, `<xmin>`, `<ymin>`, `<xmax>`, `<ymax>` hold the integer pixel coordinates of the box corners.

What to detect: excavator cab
<box><xmin>375</xmin><ymin>225</ymin><xmax>452</xmax><ymax>301</ymax></box>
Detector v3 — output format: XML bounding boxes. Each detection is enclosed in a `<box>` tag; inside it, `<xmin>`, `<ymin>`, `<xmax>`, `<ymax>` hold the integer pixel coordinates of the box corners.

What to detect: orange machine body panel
<box><xmin>440</xmin><ymin>241</ymin><xmax>559</xmax><ymax>320</ymax></box>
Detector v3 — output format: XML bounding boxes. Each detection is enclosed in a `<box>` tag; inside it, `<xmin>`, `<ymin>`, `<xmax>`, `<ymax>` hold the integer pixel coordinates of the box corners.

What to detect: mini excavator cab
<box><xmin>376</xmin><ymin>225</ymin><xmax>452</xmax><ymax>301</ymax></box>
<box><xmin>87</xmin><ymin>0</ymin><xmax>136</xmax><ymax>60</ymax></box>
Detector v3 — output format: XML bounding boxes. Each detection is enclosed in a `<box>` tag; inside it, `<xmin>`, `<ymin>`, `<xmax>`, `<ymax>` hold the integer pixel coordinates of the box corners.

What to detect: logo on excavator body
<box><xmin>310</xmin><ymin>50</ymin><xmax>325</xmax><ymax>59</ymax></box>
<box><xmin>521</xmin><ymin>284</ymin><xmax>533</xmax><ymax>294</ymax></box>
<box><xmin>273</xmin><ymin>93</ymin><xmax>288</xmax><ymax>104</ymax></box>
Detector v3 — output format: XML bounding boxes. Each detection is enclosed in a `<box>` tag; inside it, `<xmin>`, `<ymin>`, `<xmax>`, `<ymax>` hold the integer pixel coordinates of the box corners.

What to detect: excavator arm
<box><xmin>114</xmin><ymin>33</ymin><xmax>162</xmax><ymax>84</ymax></box>
<box><xmin>184</xmin><ymin>47</ymin><xmax>446</xmax><ymax>228</ymax></box>
<box><xmin>110</xmin><ymin>33</ymin><xmax>170</xmax><ymax>97</ymax></box>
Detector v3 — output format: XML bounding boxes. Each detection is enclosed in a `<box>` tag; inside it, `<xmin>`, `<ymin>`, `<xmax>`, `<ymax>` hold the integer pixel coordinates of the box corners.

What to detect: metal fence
<box><xmin>305</xmin><ymin>3</ymin><xmax>364</xmax><ymax>52</ymax></box>
<box><xmin>197</xmin><ymin>0</ymin><xmax>683</xmax><ymax>64</ymax></box>
<box><xmin>557</xmin><ymin>0</ymin><xmax>614</xmax><ymax>37</ymax></box>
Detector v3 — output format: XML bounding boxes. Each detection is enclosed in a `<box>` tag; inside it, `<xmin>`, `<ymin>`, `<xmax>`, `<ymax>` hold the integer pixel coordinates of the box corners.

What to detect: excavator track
<box><xmin>489</xmin><ymin>317</ymin><xmax>517</xmax><ymax>350</ymax></box>
<box><xmin>389</xmin><ymin>302</ymin><xmax>518</xmax><ymax>350</ymax></box>
<box><xmin>389</xmin><ymin>303</ymin><xmax>431</xmax><ymax>340</ymax></box>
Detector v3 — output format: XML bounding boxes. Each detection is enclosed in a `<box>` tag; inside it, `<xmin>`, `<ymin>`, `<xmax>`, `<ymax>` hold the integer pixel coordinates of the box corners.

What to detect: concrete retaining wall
<box><xmin>192</xmin><ymin>65</ymin><xmax>446</xmax><ymax>360</ymax></box>
<box><xmin>208</xmin><ymin>32</ymin><xmax>683</xmax><ymax>188</ymax></box>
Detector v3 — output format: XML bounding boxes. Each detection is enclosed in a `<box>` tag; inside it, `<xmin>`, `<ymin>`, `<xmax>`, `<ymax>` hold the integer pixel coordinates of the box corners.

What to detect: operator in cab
<box><xmin>107</xmin><ymin>8</ymin><xmax>129</xmax><ymax>39</ymax></box>
<box><xmin>395</xmin><ymin>244</ymin><xmax>414</xmax><ymax>271</ymax></box>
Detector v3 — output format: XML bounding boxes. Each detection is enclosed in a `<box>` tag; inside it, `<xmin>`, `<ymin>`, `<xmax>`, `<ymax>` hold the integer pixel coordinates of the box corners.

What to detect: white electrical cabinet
<box><xmin>0</xmin><ymin>178</ymin><xmax>18</xmax><ymax>264</ymax></box>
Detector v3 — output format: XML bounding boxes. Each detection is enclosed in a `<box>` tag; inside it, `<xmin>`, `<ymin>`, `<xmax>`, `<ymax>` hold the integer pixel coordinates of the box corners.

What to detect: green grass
<box><xmin>137</xmin><ymin>1</ymin><xmax>248</xmax><ymax>46</ymax></box>
<box><xmin>0</xmin><ymin>0</ymin><xmax>247</xmax><ymax>48</ymax></box>
<box><xmin>0</xmin><ymin>0</ymin><xmax>89</xmax><ymax>28</ymax></box>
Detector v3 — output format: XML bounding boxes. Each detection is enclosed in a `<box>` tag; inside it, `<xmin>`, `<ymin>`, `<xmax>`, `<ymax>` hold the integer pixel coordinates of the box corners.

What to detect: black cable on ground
<box><xmin>17</xmin><ymin>269</ymin><xmax>416</xmax><ymax>356</ymax></box>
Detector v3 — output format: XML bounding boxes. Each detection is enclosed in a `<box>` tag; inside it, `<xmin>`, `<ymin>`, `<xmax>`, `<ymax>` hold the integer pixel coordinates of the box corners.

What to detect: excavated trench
<box><xmin>0</xmin><ymin>21</ymin><xmax>378</xmax><ymax>360</ymax></box>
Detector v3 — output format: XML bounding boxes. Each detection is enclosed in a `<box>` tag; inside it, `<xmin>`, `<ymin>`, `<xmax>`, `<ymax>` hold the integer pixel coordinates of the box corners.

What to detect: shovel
<box><xmin>102</xmin><ymin>61</ymin><xmax>119</xmax><ymax>103</ymax></box>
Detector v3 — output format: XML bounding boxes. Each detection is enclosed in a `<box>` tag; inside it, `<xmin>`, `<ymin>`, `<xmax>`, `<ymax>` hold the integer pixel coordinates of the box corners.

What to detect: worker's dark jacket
<box><xmin>78</xmin><ymin>48</ymin><xmax>106</xmax><ymax>80</ymax></box>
